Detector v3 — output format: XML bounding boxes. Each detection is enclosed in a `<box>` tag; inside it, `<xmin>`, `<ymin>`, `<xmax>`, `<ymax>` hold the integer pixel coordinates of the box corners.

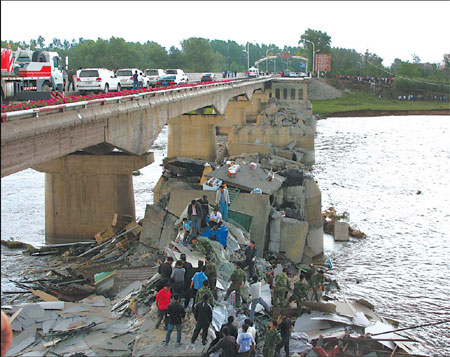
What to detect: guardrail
<box><xmin>1</xmin><ymin>77</ymin><xmax>272</xmax><ymax>123</ymax></box>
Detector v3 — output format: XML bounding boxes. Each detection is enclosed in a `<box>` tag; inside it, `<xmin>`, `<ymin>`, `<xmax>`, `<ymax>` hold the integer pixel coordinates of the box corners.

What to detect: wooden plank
<box><xmin>29</xmin><ymin>289</ymin><xmax>60</xmax><ymax>302</ymax></box>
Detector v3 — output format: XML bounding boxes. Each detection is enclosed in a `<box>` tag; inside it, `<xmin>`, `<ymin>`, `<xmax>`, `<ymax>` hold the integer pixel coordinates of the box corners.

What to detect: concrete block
<box><xmin>279</xmin><ymin>217</ymin><xmax>308</xmax><ymax>263</ymax></box>
<box><xmin>273</xmin><ymin>187</ymin><xmax>284</xmax><ymax>207</ymax></box>
<box><xmin>306</xmin><ymin>225</ymin><xmax>324</xmax><ymax>257</ymax></box>
<box><xmin>304</xmin><ymin>178</ymin><xmax>322</xmax><ymax>227</ymax></box>
<box><xmin>274</xmin><ymin>148</ymin><xmax>294</xmax><ymax>160</ymax></box>
<box><xmin>284</xmin><ymin>186</ymin><xmax>306</xmax><ymax>213</ymax></box>
<box><xmin>140</xmin><ymin>204</ymin><xmax>166</xmax><ymax>248</ymax></box>
<box><xmin>227</xmin><ymin>142</ymin><xmax>271</xmax><ymax>156</ymax></box>
<box><xmin>334</xmin><ymin>222</ymin><xmax>350</xmax><ymax>241</ymax></box>
<box><xmin>269</xmin><ymin>241</ymin><xmax>280</xmax><ymax>253</ymax></box>
<box><xmin>159</xmin><ymin>212</ymin><xmax>179</xmax><ymax>248</ymax></box>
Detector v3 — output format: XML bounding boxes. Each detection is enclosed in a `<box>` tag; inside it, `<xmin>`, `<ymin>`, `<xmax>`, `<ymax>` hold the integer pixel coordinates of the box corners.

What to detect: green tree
<box><xmin>181</xmin><ymin>37</ymin><xmax>217</xmax><ymax>72</ymax></box>
<box><xmin>299</xmin><ymin>28</ymin><xmax>332</xmax><ymax>72</ymax></box>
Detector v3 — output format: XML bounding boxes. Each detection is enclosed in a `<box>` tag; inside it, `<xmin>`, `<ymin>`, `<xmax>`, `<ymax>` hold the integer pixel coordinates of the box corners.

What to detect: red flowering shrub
<box><xmin>1</xmin><ymin>80</ymin><xmax>234</xmax><ymax>114</ymax></box>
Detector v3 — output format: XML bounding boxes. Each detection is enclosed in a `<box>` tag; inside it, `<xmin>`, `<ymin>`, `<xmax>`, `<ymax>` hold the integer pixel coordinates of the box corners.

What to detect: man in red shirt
<box><xmin>155</xmin><ymin>282</ymin><xmax>172</xmax><ymax>330</ymax></box>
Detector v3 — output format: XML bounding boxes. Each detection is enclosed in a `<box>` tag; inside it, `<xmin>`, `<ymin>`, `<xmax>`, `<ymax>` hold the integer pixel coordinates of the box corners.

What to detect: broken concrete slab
<box><xmin>302</xmin><ymin>301</ymin><xmax>337</xmax><ymax>314</ymax></box>
<box><xmin>279</xmin><ymin>217</ymin><xmax>308</xmax><ymax>263</ymax></box>
<box><xmin>5</xmin><ymin>330</ymin><xmax>36</xmax><ymax>356</ymax></box>
<box><xmin>306</xmin><ymin>225</ymin><xmax>324</xmax><ymax>258</ymax></box>
<box><xmin>159</xmin><ymin>211</ymin><xmax>178</xmax><ymax>248</ymax></box>
<box><xmin>140</xmin><ymin>204</ymin><xmax>166</xmax><ymax>248</ymax></box>
<box><xmin>293</xmin><ymin>311</ymin><xmax>332</xmax><ymax>332</ymax></box>
<box><xmin>227</xmin><ymin>142</ymin><xmax>271</xmax><ymax>156</ymax></box>
<box><xmin>334</xmin><ymin>221</ymin><xmax>350</xmax><ymax>241</ymax></box>
<box><xmin>205</xmin><ymin>164</ymin><xmax>285</xmax><ymax>195</ymax></box>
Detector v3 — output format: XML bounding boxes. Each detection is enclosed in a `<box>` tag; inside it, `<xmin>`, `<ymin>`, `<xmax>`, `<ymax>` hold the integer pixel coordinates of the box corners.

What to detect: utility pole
<box><xmin>266</xmin><ymin>48</ymin><xmax>273</xmax><ymax>73</ymax></box>
<box><xmin>305</xmin><ymin>39</ymin><xmax>315</xmax><ymax>75</ymax></box>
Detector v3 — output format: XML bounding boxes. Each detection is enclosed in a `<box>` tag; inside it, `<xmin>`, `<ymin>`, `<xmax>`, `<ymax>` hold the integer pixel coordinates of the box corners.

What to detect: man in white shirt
<box><xmin>249</xmin><ymin>276</ymin><xmax>271</xmax><ymax>322</ymax></box>
<box><xmin>209</xmin><ymin>207</ymin><xmax>223</xmax><ymax>231</ymax></box>
<box><xmin>236</xmin><ymin>323</ymin><xmax>255</xmax><ymax>356</ymax></box>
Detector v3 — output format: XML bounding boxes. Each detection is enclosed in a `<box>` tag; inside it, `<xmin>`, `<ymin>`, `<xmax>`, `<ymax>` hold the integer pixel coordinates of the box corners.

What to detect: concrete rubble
<box><xmin>1</xmin><ymin>99</ymin><xmax>430</xmax><ymax>356</ymax></box>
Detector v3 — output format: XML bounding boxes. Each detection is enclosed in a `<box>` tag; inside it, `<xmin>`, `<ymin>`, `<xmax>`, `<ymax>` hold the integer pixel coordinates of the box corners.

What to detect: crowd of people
<box><xmin>153</xmin><ymin>188</ymin><xmax>329</xmax><ymax>356</ymax></box>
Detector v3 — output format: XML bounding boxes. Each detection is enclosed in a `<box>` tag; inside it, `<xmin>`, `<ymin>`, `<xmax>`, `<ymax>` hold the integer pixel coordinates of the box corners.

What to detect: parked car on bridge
<box><xmin>165</xmin><ymin>69</ymin><xmax>188</xmax><ymax>84</ymax></box>
<box><xmin>200</xmin><ymin>73</ymin><xmax>217</xmax><ymax>82</ymax></box>
<box><xmin>281</xmin><ymin>70</ymin><xmax>291</xmax><ymax>77</ymax></box>
<box><xmin>76</xmin><ymin>68</ymin><xmax>121</xmax><ymax>93</ymax></box>
<box><xmin>155</xmin><ymin>75</ymin><xmax>177</xmax><ymax>87</ymax></box>
<box><xmin>115</xmin><ymin>68</ymin><xmax>150</xmax><ymax>89</ymax></box>
<box><xmin>299</xmin><ymin>72</ymin><xmax>308</xmax><ymax>78</ymax></box>
<box><xmin>144</xmin><ymin>68</ymin><xmax>166</xmax><ymax>87</ymax></box>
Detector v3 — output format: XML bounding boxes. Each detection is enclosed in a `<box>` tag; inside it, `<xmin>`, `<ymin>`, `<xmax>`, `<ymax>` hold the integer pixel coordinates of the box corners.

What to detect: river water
<box><xmin>313</xmin><ymin>115</ymin><xmax>450</xmax><ymax>355</ymax></box>
<box><xmin>1</xmin><ymin>116</ymin><xmax>449</xmax><ymax>354</ymax></box>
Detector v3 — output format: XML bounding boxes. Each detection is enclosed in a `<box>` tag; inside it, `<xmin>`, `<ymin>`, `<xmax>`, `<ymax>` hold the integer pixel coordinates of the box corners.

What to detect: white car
<box><xmin>144</xmin><ymin>68</ymin><xmax>166</xmax><ymax>87</ymax></box>
<box><xmin>76</xmin><ymin>68</ymin><xmax>121</xmax><ymax>93</ymax></box>
<box><xmin>116</xmin><ymin>68</ymin><xmax>150</xmax><ymax>89</ymax></box>
<box><xmin>165</xmin><ymin>69</ymin><xmax>188</xmax><ymax>84</ymax></box>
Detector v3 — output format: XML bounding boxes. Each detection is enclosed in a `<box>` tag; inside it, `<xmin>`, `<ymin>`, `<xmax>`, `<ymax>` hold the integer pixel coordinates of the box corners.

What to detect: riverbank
<box><xmin>311</xmin><ymin>91</ymin><xmax>450</xmax><ymax>118</ymax></box>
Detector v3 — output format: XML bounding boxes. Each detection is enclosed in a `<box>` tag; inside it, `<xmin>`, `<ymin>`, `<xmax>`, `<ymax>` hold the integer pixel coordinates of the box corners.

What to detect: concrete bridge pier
<box><xmin>167</xmin><ymin>114</ymin><xmax>224</xmax><ymax>161</ymax></box>
<box><xmin>33</xmin><ymin>152</ymin><xmax>154</xmax><ymax>244</ymax></box>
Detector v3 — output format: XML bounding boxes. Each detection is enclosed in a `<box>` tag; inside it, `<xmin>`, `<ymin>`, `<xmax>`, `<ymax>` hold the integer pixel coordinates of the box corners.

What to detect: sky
<box><xmin>1</xmin><ymin>1</ymin><xmax>449</xmax><ymax>66</ymax></box>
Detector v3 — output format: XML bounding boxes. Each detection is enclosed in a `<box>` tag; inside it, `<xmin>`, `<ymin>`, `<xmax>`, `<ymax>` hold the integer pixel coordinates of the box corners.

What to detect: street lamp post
<box><xmin>266</xmin><ymin>48</ymin><xmax>274</xmax><ymax>73</ymax></box>
<box><xmin>305</xmin><ymin>39</ymin><xmax>315</xmax><ymax>75</ymax></box>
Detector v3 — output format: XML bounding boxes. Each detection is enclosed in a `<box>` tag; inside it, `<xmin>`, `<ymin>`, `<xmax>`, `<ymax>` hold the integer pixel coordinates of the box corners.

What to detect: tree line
<box><xmin>2</xmin><ymin>29</ymin><xmax>448</xmax><ymax>93</ymax></box>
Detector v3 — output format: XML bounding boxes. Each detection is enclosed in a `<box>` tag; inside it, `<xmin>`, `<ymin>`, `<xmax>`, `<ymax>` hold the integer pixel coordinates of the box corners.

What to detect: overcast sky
<box><xmin>2</xmin><ymin>1</ymin><xmax>449</xmax><ymax>66</ymax></box>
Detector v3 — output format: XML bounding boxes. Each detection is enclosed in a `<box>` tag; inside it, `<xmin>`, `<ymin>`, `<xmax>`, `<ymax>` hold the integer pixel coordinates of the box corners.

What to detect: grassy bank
<box><xmin>311</xmin><ymin>92</ymin><xmax>450</xmax><ymax>117</ymax></box>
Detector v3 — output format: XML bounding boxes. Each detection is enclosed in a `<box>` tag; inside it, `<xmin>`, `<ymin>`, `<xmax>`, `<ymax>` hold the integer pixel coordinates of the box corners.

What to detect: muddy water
<box><xmin>313</xmin><ymin>115</ymin><xmax>450</xmax><ymax>355</ymax></box>
<box><xmin>1</xmin><ymin>116</ymin><xmax>449</xmax><ymax>353</ymax></box>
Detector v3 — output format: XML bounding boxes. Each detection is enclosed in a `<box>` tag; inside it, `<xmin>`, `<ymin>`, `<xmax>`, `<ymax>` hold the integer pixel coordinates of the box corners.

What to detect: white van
<box><xmin>248</xmin><ymin>67</ymin><xmax>259</xmax><ymax>78</ymax></box>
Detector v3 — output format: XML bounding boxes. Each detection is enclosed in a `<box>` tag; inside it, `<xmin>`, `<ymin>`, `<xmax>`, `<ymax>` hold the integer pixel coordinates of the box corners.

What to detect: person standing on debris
<box><xmin>309</xmin><ymin>269</ymin><xmax>325</xmax><ymax>302</ymax></box>
<box><xmin>291</xmin><ymin>273</ymin><xmax>308</xmax><ymax>315</ymax></box>
<box><xmin>205</xmin><ymin>255</ymin><xmax>218</xmax><ymax>299</ymax></box>
<box><xmin>216</xmin><ymin>185</ymin><xmax>230</xmax><ymax>222</ymax></box>
<box><xmin>182</xmin><ymin>218</ymin><xmax>193</xmax><ymax>245</ymax></box>
<box><xmin>225</xmin><ymin>262</ymin><xmax>245</xmax><ymax>307</ymax></box>
<box><xmin>207</xmin><ymin>326</ymin><xmax>238</xmax><ymax>357</ymax></box>
<box><xmin>263</xmin><ymin>320</ymin><xmax>282</xmax><ymax>357</ymax></box>
<box><xmin>273</xmin><ymin>268</ymin><xmax>290</xmax><ymax>307</ymax></box>
<box><xmin>158</xmin><ymin>256</ymin><xmax>174</xmax><ymax>282</ymax></box>
<box><xmin>275</xmin><ymin>313</ymin><xmax>292</xmax><ymax>356</ymax></box>
<box><xmin>209</xmin><ymin>207</ymin><xmax>223</xmax><ymax>231</ymax></box>
<box><xmin>188</xmin><ymin>199</ymin><xmax>203</xmax><ymax>239</ymax></box>
<box><xmin>191</xmin><ymin>264</ymin><xmax>208</xmax><ymax>303</ymax></box>
<box><xmin>241</xmin><ymin>241</ymin><xmax>257</xmax><ymax>279</ymax></box>
<box><xmin>198</xmin><ymin>195</ymin><xmax>210</xmax><ymax>227</ymax></box>
<box><xmin>195</xmin><ymin>280</ymin><xmax>215</xmax><ymax>306</ymax></box>
<box><xmin>155</xmin><ymin>282</ymin><xmax>172</xmax><ymax>330</ymax></box>
<box><xmin>191</xmin><ymin>294</ymin><xmax>213</xmax><ymax>346</ymax></box>
<box><xmin>180</xmin><ymin>254</ymin><xmax>193</xmax><ymax>308</ymax></box>
<box><xmin>249</xmin><ymin>276</ymin><xmax>271</xmax><ymax>322</ymax></box>
<box><xmin>236</xmin><ymin>323</ymin><xmax>255</xmax><ymax>357</ymax></box>
<box><xmin>171</xmin><ymin>260</ymin><xmax>186</xmax><ymax>299</ymax></box>
<box><xmin>242</xmin><ymin>319</ymin><xmax>257</xmax><ymax>345</ymax></box>
<box><xmin>221</xmin><ymin>316</ymin><xmax>239</xmax><ymax>339</ymax></box>
<box><xmin>165</xmin><ymin>294</ymin><xmax>186</xmax><ymax>346</ymax></box>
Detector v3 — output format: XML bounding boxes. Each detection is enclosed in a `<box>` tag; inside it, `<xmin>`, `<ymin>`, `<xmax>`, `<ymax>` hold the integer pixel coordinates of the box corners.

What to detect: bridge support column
<box><xmin>167</xmin><ymin>114</ymin><xmax>224</xmax><ymax>161</ymax></box>
<box><xmin>33</xmin><ymin>152</ymin><xmax>154</xmax><ymax>244</ymax></box>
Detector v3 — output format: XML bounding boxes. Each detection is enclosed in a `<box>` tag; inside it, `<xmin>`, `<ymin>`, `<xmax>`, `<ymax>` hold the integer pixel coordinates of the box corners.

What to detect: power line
<box><xmin>366</xmin><ymin>60</ymin><xmax>450</xmax><ymax>87</ymax></box>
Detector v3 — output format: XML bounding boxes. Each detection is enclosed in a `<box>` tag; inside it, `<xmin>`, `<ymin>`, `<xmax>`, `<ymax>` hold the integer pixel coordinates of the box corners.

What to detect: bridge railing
<box><xmin>1</xmin><ymin>77</ymin><xmax>272</xmax><ymax>123</ymax></box>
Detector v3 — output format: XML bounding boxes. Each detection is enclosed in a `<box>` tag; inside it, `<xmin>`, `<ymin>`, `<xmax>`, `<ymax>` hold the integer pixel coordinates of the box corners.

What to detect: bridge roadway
<box><xmin>1</xmin><ymin>77</ymin><xmax>271</xmax><ymax>178</ymax></box>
